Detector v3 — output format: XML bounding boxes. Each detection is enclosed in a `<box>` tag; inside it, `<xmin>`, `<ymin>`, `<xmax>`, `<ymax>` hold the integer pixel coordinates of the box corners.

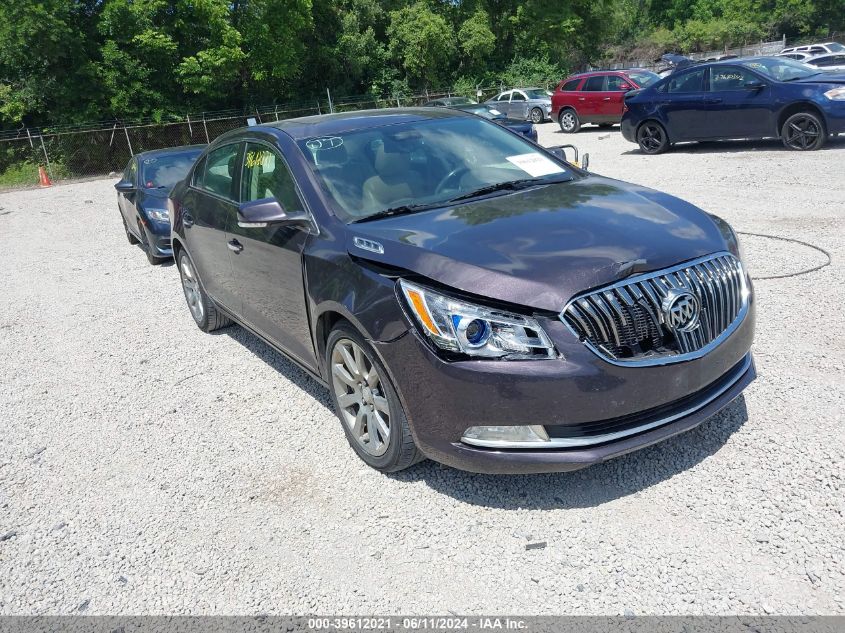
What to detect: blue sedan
<box><xmin>621</xmin><ymin>57</ymin><xmax>845</xmax><ymax>153</ymax></box>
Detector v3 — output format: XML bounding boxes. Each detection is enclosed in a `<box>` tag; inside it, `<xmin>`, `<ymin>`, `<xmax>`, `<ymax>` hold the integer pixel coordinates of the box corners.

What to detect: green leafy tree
<box><xmin>458</xmin><ymin>10</ymin><xmax>496</xmax><ymax>75</ymax></box>
<box><xmin>387</xmin><ymin>2</ymin><xmax>457</xmax><ymax>88</ymax></box>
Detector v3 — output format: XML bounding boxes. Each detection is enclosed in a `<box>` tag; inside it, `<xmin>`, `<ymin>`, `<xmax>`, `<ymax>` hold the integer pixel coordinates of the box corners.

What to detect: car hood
<box><xmin>347</xmin><ymin>176</ymin><xmax>731</xmax><ymax>312</ymax></box>
<box><xmin>138</xmin><ymin>187</ymin><xmax>172</xmax><ymax>209</ymax></box>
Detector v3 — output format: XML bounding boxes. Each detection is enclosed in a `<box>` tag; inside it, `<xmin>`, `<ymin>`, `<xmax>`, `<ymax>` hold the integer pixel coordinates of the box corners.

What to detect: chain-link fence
<box><xmin>0</xmin><ymin>84</ymin><xmax>530</xmax><ymax>191</ymax></box>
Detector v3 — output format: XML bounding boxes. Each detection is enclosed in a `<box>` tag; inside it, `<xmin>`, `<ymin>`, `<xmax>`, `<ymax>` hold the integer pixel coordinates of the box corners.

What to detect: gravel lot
<box><xmin>1</xmin><ymin>125</ymin><xmax>843</xmax><ymax>615</ymax></box>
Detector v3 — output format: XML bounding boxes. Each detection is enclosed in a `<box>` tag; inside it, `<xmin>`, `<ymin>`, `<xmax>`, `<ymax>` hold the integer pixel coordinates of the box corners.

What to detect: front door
<box><xmin>227</xmin><ymin>142</ymin><xmax>317</xmax><ymax>371</ymax></box>
<box><xmin>180</xmin><ymin>142</ymin><xmax>242</xmax><ymax>312</ymax></box>
<box><xmin>508</xmin><ymin>91</ymin><xmax>529</xmax><ymax>120</ymax></box>
<box><xmin>117</xmin><ymin>159</ymin><xmax>138</xmax><ymax>228</ymax></box>
<box><xmin>601</xmin><ymin>74</ymin><xmax>634</xmax><ymax>122</ymax></box>
<box><xmin>705</xmin><ymin>66</ymin><xmax>773</xmax><ymax>138</ymax></box>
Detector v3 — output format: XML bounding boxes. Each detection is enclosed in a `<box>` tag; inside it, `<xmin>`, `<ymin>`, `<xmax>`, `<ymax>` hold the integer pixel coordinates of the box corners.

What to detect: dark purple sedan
<box><xmin>169</xmin><ymin>108</ymin><xmax>755</xmax><ymax>474</ymax></box>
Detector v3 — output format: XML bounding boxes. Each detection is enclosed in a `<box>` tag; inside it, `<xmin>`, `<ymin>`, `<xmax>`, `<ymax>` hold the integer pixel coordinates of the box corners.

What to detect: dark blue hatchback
<box><xmin>621</xmin><ymin>56</ymin><xmax>845</xmax><ymax>153</ymax></box>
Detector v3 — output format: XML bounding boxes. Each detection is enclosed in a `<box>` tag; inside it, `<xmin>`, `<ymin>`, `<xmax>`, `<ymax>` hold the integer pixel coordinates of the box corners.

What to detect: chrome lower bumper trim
<box><xmin>461</xmin><ymin>354</ymin><xmax>751</xmax><ymax>449</ymax></box>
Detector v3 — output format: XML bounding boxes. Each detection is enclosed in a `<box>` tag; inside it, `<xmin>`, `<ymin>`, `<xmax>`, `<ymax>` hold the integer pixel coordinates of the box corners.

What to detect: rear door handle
<box><xmin>603</xmin><ymin>97</ymin><xmax>611</xmax><ymax>101</ymax></box>
<box><xmin>578</xmin><ymin>97</ymin><xmax>586</xmax><ymax>101</ymax></box>
<box><xmin>227</xmin><ymin>239</ymin><xmax>243</xmax><ymax>253</ymax></box>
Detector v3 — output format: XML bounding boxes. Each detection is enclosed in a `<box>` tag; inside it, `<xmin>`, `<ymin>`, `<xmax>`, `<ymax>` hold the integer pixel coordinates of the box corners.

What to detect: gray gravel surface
<box><xmin>1</xmin><ymin>125</ymin><xmax>843</xmax><ymax>615</ymax></box>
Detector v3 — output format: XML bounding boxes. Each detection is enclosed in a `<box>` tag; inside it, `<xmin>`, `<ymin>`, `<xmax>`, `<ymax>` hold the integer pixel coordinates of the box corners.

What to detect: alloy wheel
<box><xmin>638</xmin><ymin>123</ymin><xmax>665</xmax><ymax>153</ymax></box>
<box><xmin>531</xmin><ymin>108</ymin><xmax>543</xmax><ymax>124</ymax></box>
<box><xmin>330</xmin><ymin>338</ymin><xmax>390</xmax><ymax>457</ymax></box>
<box><xmin>179</xmin><ymin>256</ymin><xmax>205</xmax><ymax>324</ymax></box>
<box><xmin>561</xmin><ymin>112</ymin><xmax>576</xmax><ymax>131</ymax></box>
<box><xmin>784</xmin><ymin>115</ymin><xmax>820</xmax><ymax>150</ymax></box>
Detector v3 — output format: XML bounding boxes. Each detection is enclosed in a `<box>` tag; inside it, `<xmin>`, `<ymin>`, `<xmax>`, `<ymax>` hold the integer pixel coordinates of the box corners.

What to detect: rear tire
<box><xmin>558</xmin><ymin>108</ymin><xmax>580</xmax><ymax>133</ymax></box>
<box><xmin>781</xmin><ymin>112</ymin><xmax>826</xmax><ymax>151</ymax></box>
<box><xmin>326</xmin><ymin>323</ymin><xmax>424</xmax><ymax>473</ymax></box>
<box><xmin>530</xmin><ymin>107</ymin><xmax>544</xmax><ymax>124</ymax></box>
<box><xmin>637</xmin><ymin>120</ymin><xmax>669</xmax><ymax>154</ymax></box>
<box><xmin>177</xmin><ymin>250</ymin><xmax>231</xmax><ymax>332</ymax></box>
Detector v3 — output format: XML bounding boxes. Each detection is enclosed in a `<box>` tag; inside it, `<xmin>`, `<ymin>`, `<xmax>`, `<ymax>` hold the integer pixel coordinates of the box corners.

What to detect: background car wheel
<box><xmin>122</xmin><ymin>217</ymin><xmax>139</xmax><ymax>244</ymax></box>
<box><xmin>781</xmin><ymin>112</ymin><xmax>826</xmax><ymax>151</ymax></box>
<box><xmin>558</xmin><ymin>109</ymin><xmax>580</xmax><ymax>133</ymax></box>
<box><xmin>637</xmin><ymin>121</ymin><xmax>669</xmax><ymax>154</ymax></box>
<box><xmin>530</xmin><ymin>107</ymin><xmax>544</xmax><ymax>124</ymax></box>
<box><xmin>177</xmin><ymin>250</ymin><xmax>231</xmax><ymax>332</ymax></box>
<box><xmin>138</xmin><ymin>221</ymin><xmax>167</xmax><ymax>265</ymax></box>
<box><xmin>326</xmin><ymin>323</ymin><xmax>423</xmax><ymax>473</ymax></box>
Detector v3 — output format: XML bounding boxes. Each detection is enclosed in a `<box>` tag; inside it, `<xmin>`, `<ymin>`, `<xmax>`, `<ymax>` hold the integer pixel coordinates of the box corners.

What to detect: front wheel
<box><xmin>637</xmin><ymin>121</ymin><xmax>669</xmax><ymax>154</ymax></box>
<box><xmin>530</xmin><ymin>107</ymin><xmax>544</xmax><ymax>124</ymax></box>
<box><xmin>559</xmin><ymin>109</ymin><xmax>580</xmax><ymax>133</ymax></box>
<box><xmin>327</xmin><ymin>323</ymin><xmax>423</xmax><ymax>473</ymax></box>
<box><xmin>781</xmin><ymin>112</ymin><xmax>826</xmax><ymax>151</ymax></box>
<box><xmin>138</xmin><ymin>221</ymin><xmax>167</xmax><ymax>265</ymax></box>
<box><xmin>177</xmin><ymin>250</ymin><xmax>231</xmax><ymax>332</ymax></box>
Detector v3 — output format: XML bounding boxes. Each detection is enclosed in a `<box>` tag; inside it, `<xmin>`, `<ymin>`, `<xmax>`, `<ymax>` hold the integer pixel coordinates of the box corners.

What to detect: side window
<box><xmin>125</xmin><ymin>160</ymin><xmax>137</xmax><ymax>183</ymax></box>
<box><xmin>191</xmin><ymin>156</ymin><xmax>206</xmax><ymax>188</ymax></box>
<box><xmin>583</xmin><ymin>76</ymin><xmax>606</xmax><ymax>91</ymax></box>
<box><xmin>709</xmin><ymin>66</ymin><xmax>756</xmax><ymax>90</ymax></box>
<box><xmin>241</xmin><ymin>143</ymin><xmax>303</xmax><ymax>212</ymax></box>
<box><xmin>562</xmin><ymin>79</ymin><xmax>581</xmax><ymax>91</ymax></box>
<box><xmin>606</xmin><ymin>75</ymin><xmax>631</xmax><ymax>91</ymax></box>
<box><xmin>813</xmin><ymin>56</ymin><xmax>833</xmax><ymax>66</ymax></box>
<box><xmin>201</xmin><ymin>144</ymin><xmax>241</xmax><ymax>200</ymax></box>
<box><xmin>667</xmin><ymin>68</ymin><xmax>705</xmax><ymax>93</ymax></box>
<box><xmin>497</xmin><ymin>92</ymin><xmax>509</xmax><ymax>102</ymax></box>
<box><xmin>511</xmin><ymin>92</ymin><xmax>526</xmax><ymax>101</ymax></box>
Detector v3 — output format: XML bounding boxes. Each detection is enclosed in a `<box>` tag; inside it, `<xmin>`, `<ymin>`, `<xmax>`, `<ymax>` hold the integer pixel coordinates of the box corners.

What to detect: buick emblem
<box><xmin>662</xmin><ymin>289</ymin><xmax>700</xmax><ymax>332</ymax></box>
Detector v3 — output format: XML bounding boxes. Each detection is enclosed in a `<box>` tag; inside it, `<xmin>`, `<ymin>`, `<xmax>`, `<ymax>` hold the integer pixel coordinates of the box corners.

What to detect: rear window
<box><xmin>140</xmin><ymin>150</ymin><xmax>202</xmax><ymax>190</ymax></box>
<box><xmin>582</xmin><ymin>76</ymin><xmax>605</xmax><ymax>91</ymax></box>
<box><xmin>626</xmin><ymin>71</ymin><xmax>660</xmax><ymax>87</ymax></box>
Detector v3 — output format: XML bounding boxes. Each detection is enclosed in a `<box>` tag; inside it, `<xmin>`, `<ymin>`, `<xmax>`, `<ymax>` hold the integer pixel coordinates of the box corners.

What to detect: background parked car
<box><xmin>552</xmin><ymin>69</ymin><xmax>660</xmax><ymax>133</ymax></box>
<box><xmin>114</xmin><ymin>145</ymin><xmax>205</xmax><ymax>264</ymax></box>
<box><xmin>422</xmin><ymin>96</ymin><xmax>477</xmax><ymax>107</ymax></box>
<box><xmin>777</xmin><ymin>52</ymin><xmax>814</xmax><ymax>62</ymax></box>
<box><xmin>621</xmin><ymin>56</ymin><xmax>845</xmax><ymax>153</ymax></box>
<box><xmin>805</xmin><ymin>53</ymin><xmax>845</xmax><ymax>72</ymax></box>
<box><xmin>484</xmin><ymin>88</ymin><xmax>551</xmax><ymax>123</ymax></box>
<box><xmin>780</xmin><ymin>42</ymin><xmax>844</xmax><ymax>56</ymax></box>
<box><xmin>432</xmin><ymin>103</ymin><xmax>538</xmax><ymax>141</ymax></box>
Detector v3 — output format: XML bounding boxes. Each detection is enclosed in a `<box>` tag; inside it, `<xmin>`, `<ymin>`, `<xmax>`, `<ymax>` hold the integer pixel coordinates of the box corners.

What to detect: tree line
<box><xmin>1</xmin><ymin>0</ymin><xmax>842</xmax><ymax>130</ymax></box>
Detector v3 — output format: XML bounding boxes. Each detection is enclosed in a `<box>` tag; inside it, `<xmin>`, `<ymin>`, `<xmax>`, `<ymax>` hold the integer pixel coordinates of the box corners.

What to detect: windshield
<box><xmin>741</xmin><ymin>57</ymin><xmax>819</xmax><ymax>80</ymax></box>
<box><xmin>523</xmin><ymin>89</ymin><xmax>549</xmax><ymax>99</ymax></box>
<box><xmin>140</xmin><ymin>150</ymin><xmax>202</xmax><ymax>189</ymax></box>
<box><xmin>297</xmin><ymin>116</ymin><xmax>573</xmax><ymax>222</ymax></box>
<box><xmin>627</xmin><ymin>71</ymin><xmax>660</xmax><ymax>87</ymax></box>
<box><xmin>458</xmin><ymin>105</ymin><xmax>504</xmax><ymax>119</ymax></box>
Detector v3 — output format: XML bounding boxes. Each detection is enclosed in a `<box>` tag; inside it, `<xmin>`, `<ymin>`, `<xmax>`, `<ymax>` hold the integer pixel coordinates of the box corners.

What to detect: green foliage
<box><xmin>0</xmin><ymin>0</ymin><xmax>842</xmax><ymax>130</ymax></box>
<box><xmin>0</xmin><ymin>160</ymin><xmax>39</xmax><ymax>187</ymax></box>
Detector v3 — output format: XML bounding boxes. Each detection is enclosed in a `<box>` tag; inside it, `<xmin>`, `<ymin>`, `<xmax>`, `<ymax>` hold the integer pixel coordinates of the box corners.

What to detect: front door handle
<box><xmin>227</xmin><ymin>239</ymin><xmax>244</xmax><ymax>253</ymax></box>
<box><xmin>704</xmin><ymin>97</ymin><xmax>723</xmax><ymax>104</ymax></box>
<box><xmin>603</xmin><ymin>97</ymin><xmax>611</xmax><ymax>101</ymax></box>
<box><xmin>578</xmin><ymin>97</ymin><xmax>586</xmax><ymax>101</ymax></box>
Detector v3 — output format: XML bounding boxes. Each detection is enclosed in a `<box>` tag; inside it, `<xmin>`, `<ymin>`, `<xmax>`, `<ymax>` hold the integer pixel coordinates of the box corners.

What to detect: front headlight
<box><xmin>147</xmin><ymin>208</ymin><xmax>170</xmax><ymax>223</ymax></box>
<box><xmin>824</xmin><ymin>87</ymin><xmax>845</xmax><ymax>100</ymax></box>
<box><xmin>398</xmin><ymin>279</ymin><xmax>556</xmax><ymax>360</ymax></box>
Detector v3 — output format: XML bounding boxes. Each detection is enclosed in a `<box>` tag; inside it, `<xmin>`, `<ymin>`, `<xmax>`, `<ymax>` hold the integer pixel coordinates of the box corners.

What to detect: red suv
<box><xmin>552</xmin><ymin>69</ymin><xmax>660</xmax><ymax>133</ymax></box>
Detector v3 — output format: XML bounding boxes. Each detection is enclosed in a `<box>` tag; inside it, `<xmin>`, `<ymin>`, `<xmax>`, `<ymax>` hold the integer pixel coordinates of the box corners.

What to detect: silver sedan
<box><xmin>485</xmin><ymin>88</ymin><xmax>552</xmax><ymax>123</ymax></box>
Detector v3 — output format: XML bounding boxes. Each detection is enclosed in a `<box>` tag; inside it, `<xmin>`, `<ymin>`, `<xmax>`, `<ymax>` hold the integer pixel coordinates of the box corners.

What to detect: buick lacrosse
<box><xmin>169</xmin><ymin>108</ymin><xmax>755</xmax><ymax>474</ymax></box>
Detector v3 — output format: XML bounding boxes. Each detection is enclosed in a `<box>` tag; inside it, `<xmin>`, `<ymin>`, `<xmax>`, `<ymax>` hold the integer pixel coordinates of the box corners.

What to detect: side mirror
<box><xmin>745</xmin><ymin>80</ymin><xmax>765</xmax><ymax>90</ymax></box>
<box><xmin>237</xmin><ymin>198</ymin><xmax>310</xmax><ymax>229</ymax></box>
<box><xmin>114</xmin><ymin>180</ymin><xmax>134</xmax><ymax>193</ymax></box>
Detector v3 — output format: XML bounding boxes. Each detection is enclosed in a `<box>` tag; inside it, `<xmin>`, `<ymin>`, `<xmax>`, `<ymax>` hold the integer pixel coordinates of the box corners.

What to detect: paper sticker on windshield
<box><xmin>506</xmin><ymin>153</ymin><xmax>565</xmax><ymax>178</ymax></box>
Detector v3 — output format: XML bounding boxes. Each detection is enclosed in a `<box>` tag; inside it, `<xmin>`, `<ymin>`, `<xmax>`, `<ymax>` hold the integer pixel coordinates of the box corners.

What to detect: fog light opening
<box><xmin>461</xmin><ymin>424</ymin><xmax>550</xmax><ymax>448</ymax></box>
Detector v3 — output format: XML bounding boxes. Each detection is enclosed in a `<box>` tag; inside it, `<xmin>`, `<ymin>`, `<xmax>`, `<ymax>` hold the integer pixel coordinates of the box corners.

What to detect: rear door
<box><xmin>579</xmin><ymin>75</ymin><xmax>607</xmax><ymax>122</ymax></box>
<box><xmin>658</xmin><ymin>67</ymin><xmax>709</xmax><ymax>140</ymax></box>
<box><xmin>180</xmin><ymin>142</ymin><xmax>243</xmax><ymax>312</ymax></box>
<box><xmin>705</xmin><ymin>65</ymin><xmax>773</xmax><ymax>138</ymax></box>
<box><xmin>553</xmin><ymin>78</ymin><xmax>582</xmax><ymax>120</ymax></box>
<box><xmin>227</xmin><ymin>141</ymin><xmax>317</xmax><ymax>370</ymax></box>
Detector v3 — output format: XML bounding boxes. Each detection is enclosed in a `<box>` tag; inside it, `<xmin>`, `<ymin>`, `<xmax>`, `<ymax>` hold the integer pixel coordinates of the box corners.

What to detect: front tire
<box><xmin>558</xmin><ymin>108</ymin><xmax>580</xmax><ymax>133</ymax></box>
<box><xmin>326</xmin><ymin>323</ymin><xmax>423</xmax><ymax>473</ymax></box>
<box><xmin>530</xmin><ymin>107</ymin><xmax>544</xmax><ymax>124</ymax></box>
<box><xmin>122</xmin><ymin>216</ymin><xmax>139</xmax><ymax>244</ymax></box>
<box><xmin>637</xmin><ymin>121</ymin><xmax>669</xmax><ymax>154</ymax></box>
<box><xmin>177</xmin><ymin>250</ymin><xmax>231</xmax><ymax>332</ymax></box>
<box><xmin>138</xmin><ymin>221</ymin><xmax>167</xmax><ymax>265</ymax></box>
<box><xmin>781</xmin><ymin>112</ymin><xmax>826</xmax><ymax>151</ymax></box>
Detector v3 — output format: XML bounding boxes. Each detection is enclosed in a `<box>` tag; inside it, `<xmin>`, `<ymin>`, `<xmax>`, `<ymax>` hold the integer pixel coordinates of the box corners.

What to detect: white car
<box><xmin>780</xmin><ymin>42</ymin><xmax>844</xmax><ymax>56</ymax></box>
<box><xmin>804</xmin><ymin>53</ymin><xmax>845</xmax><ymax>72</ymax></box>
<box><xmin>777</xmin><ymin>52</ymin><xmax>813</xmax><ymax>62</ymax></box>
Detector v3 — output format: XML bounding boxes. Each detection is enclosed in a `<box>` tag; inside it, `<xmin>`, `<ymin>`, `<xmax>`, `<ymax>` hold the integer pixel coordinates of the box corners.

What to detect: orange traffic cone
<box><xmin>38</xmin><ymin>165</ymin><xmax>52</xmax><ymax>187</ymax></box>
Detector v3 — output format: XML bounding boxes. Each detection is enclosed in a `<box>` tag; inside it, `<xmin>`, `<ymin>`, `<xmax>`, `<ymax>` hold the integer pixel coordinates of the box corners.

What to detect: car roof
<box><xmin>247</xmin><ymin>107</ymin><xmax>473</xmax><ymax>141</ymax></box>
<box><xmin>135</xmin><ymin>144</ymin><xmax>205</xmax><ymax>159</ymax></box>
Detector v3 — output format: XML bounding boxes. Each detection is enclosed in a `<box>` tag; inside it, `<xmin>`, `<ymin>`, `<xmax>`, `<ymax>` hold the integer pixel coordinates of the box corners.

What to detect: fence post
<box><xmin>187</xmin><ymin>114</ymin><xmax>193</xmax><ymax>139</ymax></box>
<box><xmin>123</xmin><ymin>126</ymin><xmax>134</xmax><ymax>156</ymax></box>
<box><xmin>39</xmin><ymin>135</ymin><xmax>53</xmax><ymax>180</ymax></box>
<box><xmin>326</xmin><ymin>88</ymin><xmax>334</xmax><ymax>114</ymax></box>
<box><xmin>316</xmin><ymin>101</ymin><xmax>321</xmax><ymax>115</ymax></box>
<box><xmin>202</xmin><ymin>114</ymin><xmax>210</xmax><ymax>143</ymax></box>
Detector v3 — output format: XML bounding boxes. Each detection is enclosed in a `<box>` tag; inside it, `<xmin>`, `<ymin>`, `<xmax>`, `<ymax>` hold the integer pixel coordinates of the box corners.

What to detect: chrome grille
<box><xmin>561</xmin><ymin>253</ymin><xmax>747</xmax><ymax>365</ymax></box>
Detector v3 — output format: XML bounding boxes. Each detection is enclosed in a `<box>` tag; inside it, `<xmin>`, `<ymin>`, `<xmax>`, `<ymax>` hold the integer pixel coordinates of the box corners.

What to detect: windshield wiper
<box><xmin>783</xmin><ymin>73</ymin><xmax>820</xmax><ymax>81</ymax></box>
<box><xmin>351</xmin><ymin>202</ymin><xmax>443</xmax><ymax>224</ymax></box>
<box><xmin>447</xmin><ymin>176</ymin><xmax>570</xmax><ymax>203</ymax></box>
